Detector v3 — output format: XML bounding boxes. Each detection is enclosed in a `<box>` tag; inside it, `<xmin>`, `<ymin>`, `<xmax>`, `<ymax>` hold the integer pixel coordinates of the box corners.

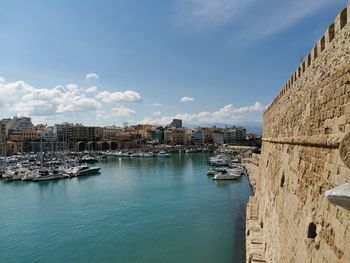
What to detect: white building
<box><xmin>7</xmin><ymin>116</ymin><xmax>34</xmax><ymax>131</ymax></box>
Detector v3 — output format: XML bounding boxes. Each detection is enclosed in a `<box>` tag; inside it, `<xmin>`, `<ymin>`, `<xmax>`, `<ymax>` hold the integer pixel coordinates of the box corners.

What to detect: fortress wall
<box><xmin>249</xmin><ymin>2</ymin><xmax>350</xmax><ymax>262</ymax></box>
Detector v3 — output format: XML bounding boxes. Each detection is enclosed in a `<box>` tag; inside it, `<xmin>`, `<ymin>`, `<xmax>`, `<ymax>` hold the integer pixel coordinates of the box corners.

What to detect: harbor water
<box><xmin>0</xmin><ymin>153</ymin><xmax>252</xmax><ymax>263</ymax></box>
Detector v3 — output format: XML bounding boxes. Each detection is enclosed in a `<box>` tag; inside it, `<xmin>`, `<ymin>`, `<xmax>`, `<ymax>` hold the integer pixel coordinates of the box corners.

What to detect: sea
<box><xmin>0</xmin><ymin>153</ymin><xmax>252</xmax><ymax>263</ymax></box>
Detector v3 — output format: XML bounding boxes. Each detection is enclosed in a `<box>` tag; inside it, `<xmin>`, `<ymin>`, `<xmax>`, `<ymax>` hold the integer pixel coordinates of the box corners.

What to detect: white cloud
<box><xmin>86</xmin><ymin>73</ymin><xmax>99</xmax><ymax>80</ymax></box>
<box><xmin>0</xmin><ymin>77</ymin><xmax>5</xmax><ymax>83</ymax></box>
<box><xmin>112</xmin><ymin>107</ymin><xmax>136</xmax><ymax>117</ymax></box>
<box><xmin>66</xmin><ymin>83</ymin><xmax>78</xmax><ymax>92</ymax></box>
<box><xmin>180</xmin><ymin>96</ymin><xmax>194</xmax><ymax>103</ymax></box>
<box><xmin>85</xmin><ymin>86</ymin><xmax>98</xmax><ymax>93</ymax></box>
<box><xmin>152</xmin><ymin>111</ymin><xmax>161</xmax><ymax>116</ymax></box>
<box><xmin>96</xmin><ymin>90</ymin><xmax>142</xmax><ymax>103</ymax></box>
<box><xmin>0</xmin><ymin>80</ymin><xmax>101</xmax><ymax>117</ymax></box>
<box><xmin>96</xmin><ymin>111</ymin><xmax>109</xmax><ymax>120</ymax></box>
<box><xmin>139</xmin><ymin>102</ymin><xmax>266</xmax><ymax>125</ymax></box>
<box><xmin>151</xmin><ymin>103</ymin><xmax>162</xmax><ymax>107</ymax></box>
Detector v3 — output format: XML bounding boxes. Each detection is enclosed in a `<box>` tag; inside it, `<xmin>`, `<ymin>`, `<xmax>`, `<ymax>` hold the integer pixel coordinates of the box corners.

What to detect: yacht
<box><xmin>208</xmin><ymin>155</ymin><xmax>229</xmax><ymax>167</ymax></box>
<box><xmin>79</xmin><ymin>155</ymin><xmax>98</xmax><ymax>163</ymax></box>
<box><xmin>67</xmin><ymin>165</ymin><xmax>100</xmax><ymax>177</ymax></box>
<box><xmin>32</xmin><ymin>169</ymin><xmax>68</xmax><ymax>181</ymax></box>
<box><xmin>5</xmin><ymin>168</ymin><xmax>32</xmax><ymax>181</ymax></box>
<box><xmin>213</xmin><ymin>171</ymin><xmax>242</xmax><ymax>180</ymax></box>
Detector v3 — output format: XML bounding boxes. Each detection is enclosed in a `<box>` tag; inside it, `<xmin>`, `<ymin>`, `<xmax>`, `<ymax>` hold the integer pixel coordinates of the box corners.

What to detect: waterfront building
<box><xmin>170</xmin><ymin>119</ymin><xmax>182</xmax><ymax>128</ymax></box>
<box><xmin>185</xmin><ymin>129</ymin><xmax>194</xmax><ymax>145</ymax></box>
<box><xmin>66</xmin><ymin>125</ymin><xmax>97</xmax><ymax>142</ymax></box>
<box><xmin>223</xmin><ymin>127</ymin><xmax>247</xmax><ymax>144</ymax></box>
<box><xmin>235</xmin><ymin>127</ymin><xmax>246</xmax><ymax>141</ymax></box>
<box><xmin>193</xmin><ymin>130</ymin><xmax>203</xmax><ymax>144</ymax></box>
<box><xmin>35</xmin><ymin>125</ymin><xmax>56</xmax><ymax>141</ymax></box>
<box><xmin>8</xmin><ymin>129</ymin><xmax>41</xmax><ymax>142</ymax></box>
<box><xmin>164</xmin><ymin>127</ymin><xmax>185</xmax><ymax>145</ymax></box>
<box><xmin>7</xmin><ymin>116</ymin><xmax>34</xmax><ymax>132</ymax></box>
<box><xmin>212</xmin><ymin>132</ymin><xmax>224</xmax><ymax>145</ymax></box>
<box><xmin>0</xmin><ymin>122</ymin><xmax>7</xmax><ymax>137</ymax></box>
<box><xmin>99</xmin><ymin>126</ymin><xmax>123</xmax><ymax>141</ymax></box>
<box><xmin>200</xmin><ymin>128</ymin><xmax>214</xmax><ymax>144</ymax></box>
<box><xmin>155</xmin><ymin>127</ymin><xmax>165</xmax><ymax>143</ymax></box>
<box><xmin>53</xmin><ymin>123</ymin><xmax>74</xmax><ymax>142</ymax></box>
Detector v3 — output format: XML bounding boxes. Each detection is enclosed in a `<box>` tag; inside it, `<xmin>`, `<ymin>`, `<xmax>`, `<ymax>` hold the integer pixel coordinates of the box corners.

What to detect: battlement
<box><xmin>250</xmin><ymin>2</ymin><xmax>350</xmax><ymax>262</ymax></box>
<box><xmin>265</xmin><ymin>3</ymin><xmax>350</xmax><ymax>115</ymax></box>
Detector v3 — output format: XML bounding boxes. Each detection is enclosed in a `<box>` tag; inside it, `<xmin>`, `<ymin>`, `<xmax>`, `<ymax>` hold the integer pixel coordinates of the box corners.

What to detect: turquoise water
<box><xmin>0</xmin><ymin>153</ymin><xmax>252</xmax><ymax>263</ymax></box>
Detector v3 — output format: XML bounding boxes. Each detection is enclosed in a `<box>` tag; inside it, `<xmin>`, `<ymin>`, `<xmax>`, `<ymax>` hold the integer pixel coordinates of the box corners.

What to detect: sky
<box><xmin>0</xmin><ymin>0</ymin><xmax>347</xmax><ymax>127</ymax></box>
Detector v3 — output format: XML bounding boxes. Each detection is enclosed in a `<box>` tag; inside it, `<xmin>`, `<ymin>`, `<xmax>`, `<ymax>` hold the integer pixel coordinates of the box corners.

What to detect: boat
<box><xmin>67</xmin><ymin>165</ymin><xmax>100</xmax><ymax>177</ymax></box>
<box><xmin>157</xmin><ymin>151</ymin><xmax>170</xmax><ymax>157</ymax></box>
<box><xmin>208</xmin><ymin>155</ymin><xmax>229</xmax><ymax>166</ymax></box>
<box><xmin>21</xmin><ymin>172</ymin><xmax>37</xmax><ymax>181</ymax></box>
<box><xmin>207</xmin><ymin>167</ymin><xmax>229</xmax><ymax>176</ymax></box>
<box><xmin>4</xmin><ymin>168</ymin><xmax>32</xmax><ymax>181</ymax></box>
<box><xmin>79</xmin><ymin>155</ymin><xmax>98</xmax><ymax>163</ymax></box>
<box><xmin>207</xmin><ymin>169</ymin><xmax>216</xmax><ymax>176</ymax></box>
<box><xmin>213</xmin><ymin>168</ymin><xmax>243</xmax><ymax>180</ymax></box>
<box><xmin>32</xmin><ymin>169</ymin><xmax>68</xmax><ymax>181</ymax></box>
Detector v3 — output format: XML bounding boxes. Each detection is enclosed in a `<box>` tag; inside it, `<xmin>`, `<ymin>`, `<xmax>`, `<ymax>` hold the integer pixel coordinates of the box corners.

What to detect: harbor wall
<box><xmin>247</xmin><ymin>2</ymin><xmax>350</xmax><ymax>262</ymax></box>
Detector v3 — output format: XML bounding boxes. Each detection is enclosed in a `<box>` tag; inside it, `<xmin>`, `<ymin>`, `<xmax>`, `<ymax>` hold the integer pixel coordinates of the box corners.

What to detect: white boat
<box><xmin>4</xmin><ymin>168</ymin><xmax>32</xmax><ymax>181</ymax></box>
<box><xmin>208</xmin><ymin>155</ymin><xmax>229</xmax><ymax>166</ymax></box>
<box><xmin>21</xmin><ymin>171</ymin><xmax>37</xmax><ymax>181</ymax></box>
<box><xmin>79</xmin><ymin>155</ymin><xmax>98</xmax><ymax>163</ymax></box>
<box><xmin>207</xmin><ymin>170</ymin><xmax>216</xmax><ymax>176</ymax></box>
<box><xmin>157</xmin><ymin>151</ymin><xmax>170</xmax><ymax>157</ymax></box>
<box><xmin>213</xmin><ymin>169</ymin><xmax>242</xmax><ymax>180</ymax></box>
<box><xmin>67</xmin><ymin>165</ymin><xmax>100</xmax><ymax>177</ymax></box>
<box><xmin>32</xmin><ymin>169</ymin><xmax>68</xmax><ymax>181</ymax></box>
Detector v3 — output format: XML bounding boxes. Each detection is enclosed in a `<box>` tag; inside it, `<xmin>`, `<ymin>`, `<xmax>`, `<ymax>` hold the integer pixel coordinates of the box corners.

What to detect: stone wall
<box><xmin>247</xmin><ymin>2</ymin><xmax>350</xmax><ymax>262</ymax></box>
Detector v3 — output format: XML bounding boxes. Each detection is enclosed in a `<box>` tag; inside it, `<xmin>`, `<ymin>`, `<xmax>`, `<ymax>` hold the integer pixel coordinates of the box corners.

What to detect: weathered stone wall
<box><xmin>248</xmin><ymin>2</ymin><xmax>350</xmax><ymax>262</ymax></box>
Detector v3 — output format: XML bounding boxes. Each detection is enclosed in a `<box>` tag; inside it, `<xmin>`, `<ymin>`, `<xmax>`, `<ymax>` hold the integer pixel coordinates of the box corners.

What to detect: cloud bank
<box><xmin>140</xmin><ymin>101</ymin><xmax>266</xmax><ymax>125</ymax></box>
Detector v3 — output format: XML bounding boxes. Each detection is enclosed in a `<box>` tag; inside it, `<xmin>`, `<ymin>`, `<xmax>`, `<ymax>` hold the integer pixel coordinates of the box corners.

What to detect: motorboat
<box><xmin>208</xmin><ymin>155</ymin><xmax>229</xmax><ymax>166</ymax></box>
<box><xmin>67</xmin><ymin>165</ymin><xmax>100</xmax><ymax>177</ymax></box>
<box><xmin>157</xmin><ymin>151</ymin><xmax>170</xmax><ymax>157</ymax></box>
<box><xmin>4</xmin><ymin>168</ymin><xmax>32</xmax><ymax>181</ymax></box>
<box><xmin>32</xmin><ymin>169</ymin><xmax>68</xmax><ymax>181</ymax></box>
<box><xmin>212</xmin><ymin>168</ymin><xmax>243</xmax><ymax>180</ymax></box>
<box><xmin>207</xmin><ymin>169</ymin><xmax>216</xmax><ymax>176</ymax></box>
<box><xmin>79</xmin><ymin>155</ymin><xmax>98</xmax><ymax>163</ymax></box>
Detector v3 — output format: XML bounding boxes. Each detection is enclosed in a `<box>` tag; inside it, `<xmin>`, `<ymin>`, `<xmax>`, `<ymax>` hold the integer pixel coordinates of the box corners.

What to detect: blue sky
<box><xmin>0</xmin><ymin>0</ymin><xmax>347</xmax><ymax>127</ymax></box>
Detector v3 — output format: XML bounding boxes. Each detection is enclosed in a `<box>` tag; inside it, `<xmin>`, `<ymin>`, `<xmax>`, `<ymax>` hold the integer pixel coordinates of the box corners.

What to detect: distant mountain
<box><xmin>184</xmin><ymin>122</ymin><xmax>263</xmax><ymax>136</ymax></box>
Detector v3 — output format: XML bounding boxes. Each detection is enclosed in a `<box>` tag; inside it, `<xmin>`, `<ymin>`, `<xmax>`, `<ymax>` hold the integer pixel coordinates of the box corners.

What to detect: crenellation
<box><xmin>307</xmin><ymin>54</ymin><xmax>312</xmax><ymax>67</ymax></box>
<box><xmin>247</xmin><ymin>2</ymin><xmax>350</xmax><ymax>262</ymax></box>
<box><xmin>340</xmin><ymin>8</ymin><xmax>347</xmax><ymax>30</ymax></box>
<box><xmin>265</xmin><ymin>5</ymin><xmax>350</xmax><ymax>117</ymax></box>
<box><xmin>327</xmin><ymin>23</ymin><xmax>335</xmax><ymax>43</ymax></box>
